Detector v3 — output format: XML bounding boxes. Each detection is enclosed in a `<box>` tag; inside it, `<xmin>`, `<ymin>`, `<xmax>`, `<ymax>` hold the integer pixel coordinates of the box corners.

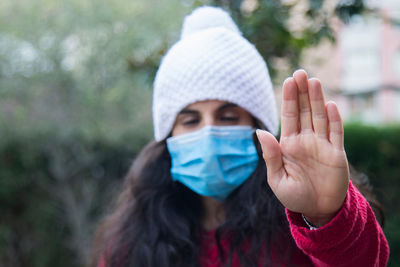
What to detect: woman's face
<box><xmin>172</xmin><ymin>100</ymin><xmax>254</xmax><ymax>136</ymax></box>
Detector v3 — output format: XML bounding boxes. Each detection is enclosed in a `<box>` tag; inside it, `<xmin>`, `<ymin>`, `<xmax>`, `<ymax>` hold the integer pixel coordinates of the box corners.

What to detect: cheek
<box><xmin>171</xmin><ymin>123</ymin><xmax>203</xmax><ymax>137</ymax></box>
<box><xmin>239</xmin><ymin>113</ymin><xmax>256</xmax><ymax>127</ymax></box>
<box><xmin>171</xmin><ymin>125</ymin><xmax>184</xmax><ymax>137</ymax></box>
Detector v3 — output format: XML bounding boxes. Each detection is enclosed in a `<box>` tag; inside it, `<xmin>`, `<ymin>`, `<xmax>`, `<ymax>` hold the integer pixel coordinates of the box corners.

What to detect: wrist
<box><xmin>301</xmin><ymin>214</ymin><xmax>319</xmax><ymax>230</ymax></box>
<box><xmin>303</xmin><ymin>212</ymin><xmax>337</xmax><ymax>228</ymax></box>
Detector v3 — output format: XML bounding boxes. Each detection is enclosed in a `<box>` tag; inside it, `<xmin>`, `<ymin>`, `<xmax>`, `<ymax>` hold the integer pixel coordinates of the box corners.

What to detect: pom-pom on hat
<box><xmin>152</xmin><ymin>6</ymin><xmax>278</xmax><ymax>141</ymax></box>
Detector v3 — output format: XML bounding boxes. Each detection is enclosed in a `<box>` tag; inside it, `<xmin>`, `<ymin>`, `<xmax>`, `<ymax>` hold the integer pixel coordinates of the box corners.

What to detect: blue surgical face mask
<box><xmin>166</xmin><ymin>125</ymin><xmax>259</xmax><ymax>201</ymax></box>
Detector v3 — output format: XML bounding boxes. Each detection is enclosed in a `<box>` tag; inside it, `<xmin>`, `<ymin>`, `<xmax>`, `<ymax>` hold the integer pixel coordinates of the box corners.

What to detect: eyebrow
<box><xmin>178</xmin><ymin>103</ymin><xmax>238</xmax><ymax>115</ymax></box>
<box><xmin>217</xmin><ymin>103</ymin><xmax>238</xmax><ymax>112</ymax></box>
<box><xmin>178</xmin><ymin>109</ymin><xmax>199</xmax><ymax>115</ymax></box>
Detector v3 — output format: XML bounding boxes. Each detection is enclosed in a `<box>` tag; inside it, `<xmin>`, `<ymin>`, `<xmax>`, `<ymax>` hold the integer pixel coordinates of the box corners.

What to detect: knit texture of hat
<box><xmin>152</xmin><ymin>6</ymin><xmax>278</xmax><ymax>141</ymax></box>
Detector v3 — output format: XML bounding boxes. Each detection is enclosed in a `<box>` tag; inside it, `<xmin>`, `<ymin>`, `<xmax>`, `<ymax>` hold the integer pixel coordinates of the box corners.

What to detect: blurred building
<box><xmin>305</xmin><ymin>0</ymin><xmax>400</xmax><ymax>124</ymax></box>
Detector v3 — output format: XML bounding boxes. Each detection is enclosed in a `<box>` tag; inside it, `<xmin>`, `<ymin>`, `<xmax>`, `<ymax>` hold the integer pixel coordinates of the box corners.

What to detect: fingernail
<box><xmin>256</xmin><ymin>129</ymin><xmax>267</xmax><ymax>138</ymax></box>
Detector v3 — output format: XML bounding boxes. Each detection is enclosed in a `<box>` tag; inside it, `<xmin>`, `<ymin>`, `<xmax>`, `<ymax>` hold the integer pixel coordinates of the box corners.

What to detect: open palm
<box><xmin>257</xmin><ymin>70</ymin><xmax>350</xmax><ymax>226</ymax></box>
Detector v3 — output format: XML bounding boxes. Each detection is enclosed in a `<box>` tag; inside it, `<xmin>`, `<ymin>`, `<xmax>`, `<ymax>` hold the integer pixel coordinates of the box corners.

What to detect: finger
<box><xmin>293</xmin><ymin>69</ymin><xmax>312</xmax><ymax>132</ymax></box>
<box><xmin>256</xmin><ymin>129</ymin><xmax>285</xmax><ymax>190</ymax></box>
<box><xmin>281</xmin><ymin>77</ymin><xmax>299</xmax><ymax>137</ymax></box>
<box><xmin>326</xmin><ymin>101</ymin><xmax>344</xmax><ymax>149</ymax></box>
<box><xmin>308</xmin><ymin>78</ymin><xmax>328</xmax><ymax>139</ymax></box>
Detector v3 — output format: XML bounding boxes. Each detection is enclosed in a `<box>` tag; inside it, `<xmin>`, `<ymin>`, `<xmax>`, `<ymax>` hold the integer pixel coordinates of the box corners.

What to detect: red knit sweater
<box><xmin>199</xmin><ymin>181</ymin><xmax>389</xmax><ymax>267</ymax></box>
<box><xmin>98</xmin><ymin>182</ymin><xmax>389</xmax><ymax>267</ymax></box>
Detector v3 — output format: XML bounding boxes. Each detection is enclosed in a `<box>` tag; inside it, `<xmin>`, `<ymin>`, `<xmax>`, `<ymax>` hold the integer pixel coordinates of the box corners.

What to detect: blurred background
<box><xmin>0</xmin><ymin>0</ymin><xmax>399</xmax><ymax>266</ymax></box>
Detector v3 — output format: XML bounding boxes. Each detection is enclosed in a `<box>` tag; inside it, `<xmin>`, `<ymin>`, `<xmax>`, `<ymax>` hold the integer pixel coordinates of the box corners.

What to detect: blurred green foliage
<box><xmin>344</xmin><ymin>123</ymin><xmax>400</xmax><ymax>267</ymax></box>
<box><xmin>0</xmin><ymin>134</ymin><xmax>138</xmax><ymax>266</ymax></box>
<box><xmin>2</xmin><ymin>0</ymin><xmax>398</xmax><ymax>266</ymax></box>
<box><xmin>0</xmin><ymin>0</ymin><xmax>189</xmax><ymax>143</ymax></box>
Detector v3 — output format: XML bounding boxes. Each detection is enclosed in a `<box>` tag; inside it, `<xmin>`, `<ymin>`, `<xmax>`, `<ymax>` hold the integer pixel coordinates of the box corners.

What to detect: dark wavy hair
<box><xmin>91</xmin><ymin>125</ymin><xmax>384</xmax><ymax>267</ymax></box>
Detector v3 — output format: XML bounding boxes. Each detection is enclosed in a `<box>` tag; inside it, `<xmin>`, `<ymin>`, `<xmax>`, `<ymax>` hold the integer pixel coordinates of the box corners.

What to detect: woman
<box><xmin>93</xmin><ymin>6</ymin><xmax>389</xmax><ymax>267</ymax></box>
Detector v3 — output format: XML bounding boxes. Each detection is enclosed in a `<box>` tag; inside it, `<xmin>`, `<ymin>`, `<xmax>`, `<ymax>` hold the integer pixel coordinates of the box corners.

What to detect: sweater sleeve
<box><xmin>286</xmin><ymin>181</ymin><xmax>389</xmax><ymax>267</ymax></box>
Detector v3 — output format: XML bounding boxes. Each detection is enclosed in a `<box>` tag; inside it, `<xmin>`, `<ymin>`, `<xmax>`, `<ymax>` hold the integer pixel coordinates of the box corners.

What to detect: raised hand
<box><xmin>256</xmin><ymin>70</ymin><xmax>350</xmax><ymax>227</ymax></box>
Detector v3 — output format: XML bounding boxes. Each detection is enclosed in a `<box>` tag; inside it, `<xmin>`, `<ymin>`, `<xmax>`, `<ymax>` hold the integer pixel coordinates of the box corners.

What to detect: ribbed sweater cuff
<box><xmin>285</xmin><ymin>180</ymin><xmax>366</xmax><ymax>252</ymax></box>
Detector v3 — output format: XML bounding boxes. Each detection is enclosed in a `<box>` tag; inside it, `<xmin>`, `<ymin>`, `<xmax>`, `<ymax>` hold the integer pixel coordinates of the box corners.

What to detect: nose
<box><xmin>202</xmin><ymin>114</ymin><xmax>217</xmax><ymax>127</ymax></box>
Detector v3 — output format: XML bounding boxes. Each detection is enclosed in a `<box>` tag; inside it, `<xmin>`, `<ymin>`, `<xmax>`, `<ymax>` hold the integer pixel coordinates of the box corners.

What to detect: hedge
<box><xmin>0</xmin><ymin>123</ymin><xmax>399</xmax><ymax>266</ymax></box>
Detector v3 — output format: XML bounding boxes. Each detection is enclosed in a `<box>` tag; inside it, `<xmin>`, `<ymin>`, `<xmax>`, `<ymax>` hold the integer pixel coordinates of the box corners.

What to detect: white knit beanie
<box><xmin>152</xmin><ymin>6</ymin><xmax>278</xmax><ymax>141</ymax></box>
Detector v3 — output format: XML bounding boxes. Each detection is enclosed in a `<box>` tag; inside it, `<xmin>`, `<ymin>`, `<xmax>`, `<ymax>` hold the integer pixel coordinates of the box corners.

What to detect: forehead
<box><xmin>183</xmin><ymin>100</ymin><xmax>235</xmax><ymax>111</ymax></box>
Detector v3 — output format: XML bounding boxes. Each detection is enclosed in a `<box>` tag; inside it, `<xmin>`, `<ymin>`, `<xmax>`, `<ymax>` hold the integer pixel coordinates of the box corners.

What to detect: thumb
<box><xmin>255</xmin><ymin>129</ymin><xmax>284</xmax><ymax>189</ymax></box>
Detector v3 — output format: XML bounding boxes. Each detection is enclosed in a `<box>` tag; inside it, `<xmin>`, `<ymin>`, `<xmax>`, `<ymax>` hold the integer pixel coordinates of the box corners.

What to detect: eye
<box><xmin>220</xmin><ymin>116</ymin><xmax>239</xmax><ymax>121</ymax></box>
<box><xmin>179</xmin><ymin>114</ymin><xmax>200</xmax><ymax>126</ymax></box>
<box><xmin>219</xmin><ymin>110</ymin><xmax>239</xmax><ymax>122</ymax></box>
<box><xmin>182</xmin><ymin>118</ymin><xmax>200</xmax><ymax>125</ymax></box>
